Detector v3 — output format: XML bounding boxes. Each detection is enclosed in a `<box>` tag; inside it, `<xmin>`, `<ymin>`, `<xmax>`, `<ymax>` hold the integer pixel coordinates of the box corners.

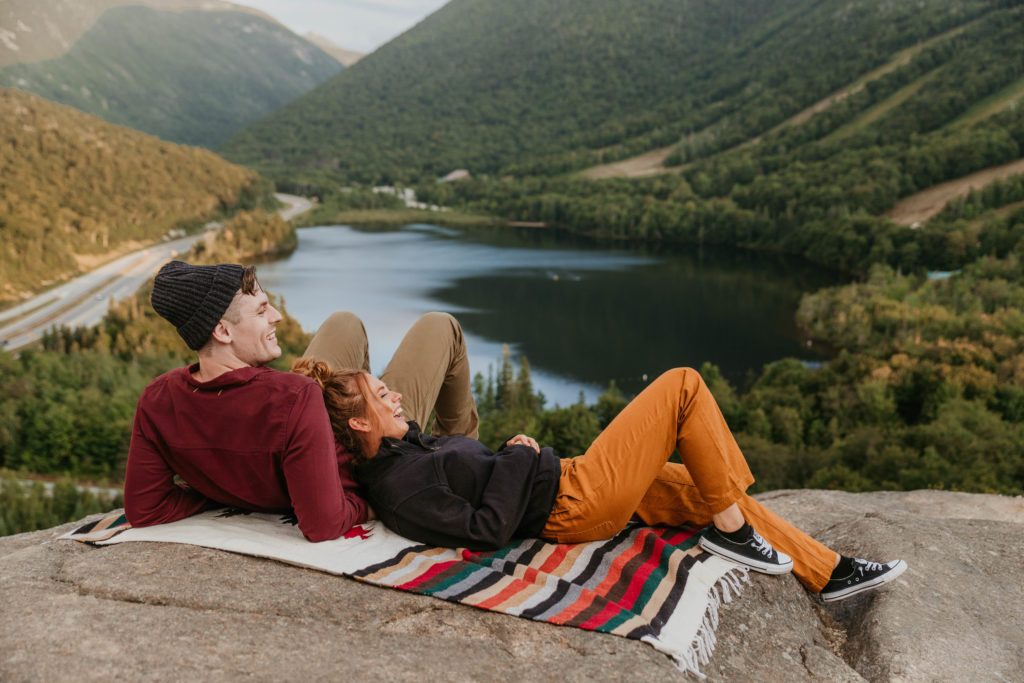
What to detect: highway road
<box><xmin>0</xmin><ymin>194</ymin><xmax>312</xmax><ymax>351</ymax></box>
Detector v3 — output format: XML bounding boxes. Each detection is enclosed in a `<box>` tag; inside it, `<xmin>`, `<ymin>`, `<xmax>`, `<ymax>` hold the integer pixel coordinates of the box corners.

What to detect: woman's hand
<box><xmin>506</xmin><ymin>434</ymin><xmax>540</xmax><ymax>453</ymax></box>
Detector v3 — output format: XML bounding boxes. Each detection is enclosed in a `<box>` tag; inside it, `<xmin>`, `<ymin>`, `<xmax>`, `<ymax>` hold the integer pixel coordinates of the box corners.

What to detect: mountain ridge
<box><xmin>0</xmin><ymin>0</ymin><xmax>283</xmax><ymax>68</ymax></box>
<box><xmin>219</xmin><ymin>0</ymin><xmax>1014</xmax><ymax>183</ymax></box>
<box><xmin>0</xmin><ymin>3</ymin><xmax>342</xmax><ymax>147</ymax></box>
<box><xmin>303</xmin><ymin>32</ymin><xmax>363</xmax><ymax>67</ymax></box>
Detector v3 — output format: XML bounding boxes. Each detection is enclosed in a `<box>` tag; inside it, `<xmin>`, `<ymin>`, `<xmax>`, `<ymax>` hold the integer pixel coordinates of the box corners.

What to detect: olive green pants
<box><xmin>303</xmin><ymin>311</ymin><xmax>480</xmax><ymax>439</ymax></box>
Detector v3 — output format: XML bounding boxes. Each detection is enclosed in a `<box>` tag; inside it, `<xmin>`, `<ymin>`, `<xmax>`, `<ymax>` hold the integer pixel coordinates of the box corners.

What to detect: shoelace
<box><xmin>751</xmin><ymin>530</ymin><xmax>774</xmax><ymax>558</ymax></box>
<box><xmin>854</xmin><ymin>559</ymin><xmax>883</xmax><ymax>574</ymax></box>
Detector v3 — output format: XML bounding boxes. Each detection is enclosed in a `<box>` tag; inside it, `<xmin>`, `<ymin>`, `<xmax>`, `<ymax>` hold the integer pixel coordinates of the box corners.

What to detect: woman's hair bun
<box><xmin>290</xmin><ymin>357</ymin><xmax>333</xmax><ymax>388</ymax></box>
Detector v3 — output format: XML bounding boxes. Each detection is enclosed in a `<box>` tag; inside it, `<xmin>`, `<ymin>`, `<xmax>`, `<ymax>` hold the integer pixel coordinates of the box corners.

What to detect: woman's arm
<box><xmin>376</xmin><ymin>444</ymin><xmax>543</xmax><ymax>550</ymax></box>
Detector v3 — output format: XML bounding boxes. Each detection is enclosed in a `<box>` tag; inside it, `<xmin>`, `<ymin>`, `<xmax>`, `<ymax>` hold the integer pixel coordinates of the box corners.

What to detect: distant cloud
<box><xmin>238</xmin><ymin>0</ymin><xmax>449</xmax><ymax>54</ymax></box>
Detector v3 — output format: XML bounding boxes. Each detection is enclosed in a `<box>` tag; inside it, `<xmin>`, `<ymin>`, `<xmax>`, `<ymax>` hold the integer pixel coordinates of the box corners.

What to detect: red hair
<box><xmin>290</xmin><ymin>357</ymin><xmax>383</xmax><ymax>462</ymax></box>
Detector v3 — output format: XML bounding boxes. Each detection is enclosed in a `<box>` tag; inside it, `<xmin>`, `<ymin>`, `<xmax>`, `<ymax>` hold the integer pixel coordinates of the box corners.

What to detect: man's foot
<box><xmin>699</xmin><ymin>523</ymin><xmax>794</xmax><ymax>574</ymax></box>
<box><xmin>819</xmin><ymin>557</ymin><xmax>907</xmax><ymax>602</ymax></box>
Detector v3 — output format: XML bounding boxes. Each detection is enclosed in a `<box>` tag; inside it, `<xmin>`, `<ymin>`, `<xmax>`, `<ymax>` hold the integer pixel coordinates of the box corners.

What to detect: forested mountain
<box><xmin>303</xmin><ymin>32</ymin><xmax>363</xmax><ymax>67</ymax></box>
<box><xmin>0</xmin><ymin>87</ymin><xmax>272</xmax><ymax>303</ymax></box>
<box><xmin>0</xmin><ymin>2</ymin><xmax>341</xmax><ymax>147</ymax></box>
<box><xmin>219</xmin><ymin>0</ymin><xmax>1021</xmax><ymax>183</ymax></box>
<box><xmin>0</xmin><ymin>0</ymin><xmax>281</xmax><ymax>67</ymax></box>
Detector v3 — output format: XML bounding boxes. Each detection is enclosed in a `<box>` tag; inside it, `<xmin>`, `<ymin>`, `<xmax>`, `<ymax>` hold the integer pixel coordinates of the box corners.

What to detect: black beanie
<box><xmin>151</xmin><ymin>261</ymin><xmax>245</xmax><ymax>350</ymax></box>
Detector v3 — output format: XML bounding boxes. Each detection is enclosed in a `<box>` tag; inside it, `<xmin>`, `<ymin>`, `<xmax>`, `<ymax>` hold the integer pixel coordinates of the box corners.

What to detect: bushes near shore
<box><xmin>0</xmin><ymin>470</ymin><xmax>122</xmax><ymax>537</ymax></box>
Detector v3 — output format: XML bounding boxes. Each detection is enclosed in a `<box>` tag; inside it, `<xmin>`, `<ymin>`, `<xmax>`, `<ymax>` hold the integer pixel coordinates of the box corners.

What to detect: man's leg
<box><xmin>381</xmin><ymin>312</ymin><xmax>479</xmax><ymax>439</ymax></box>
<box><xmin>541</xmin><ymin>367</ymin><xmax>836</xmax><ymax>591</ymax></box>
<box><xmin>302</xmin><ymin>311</ymin><xmax>371</xmax><ymax>372</ymax></box>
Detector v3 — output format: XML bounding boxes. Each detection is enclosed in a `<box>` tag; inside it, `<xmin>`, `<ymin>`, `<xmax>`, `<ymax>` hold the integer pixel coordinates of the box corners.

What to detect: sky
<box><xmin>237</xmin><ymin>0</ymin><xmax>450</xmax><ymax>54</ymax></box>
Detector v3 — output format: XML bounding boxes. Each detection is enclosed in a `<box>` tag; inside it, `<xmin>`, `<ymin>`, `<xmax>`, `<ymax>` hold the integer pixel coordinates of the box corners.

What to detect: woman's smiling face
<box><xmin>363</xmin><ymin>374</ymin><xmax>409</xmax><ymax>439</ymax></box>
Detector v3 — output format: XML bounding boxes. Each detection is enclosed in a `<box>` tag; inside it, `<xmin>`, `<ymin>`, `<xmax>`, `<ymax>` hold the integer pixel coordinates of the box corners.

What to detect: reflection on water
<box><xmin>257</xmin><ymin>223</ymin><xmax>840</xmax><ymax>406</ymax></box>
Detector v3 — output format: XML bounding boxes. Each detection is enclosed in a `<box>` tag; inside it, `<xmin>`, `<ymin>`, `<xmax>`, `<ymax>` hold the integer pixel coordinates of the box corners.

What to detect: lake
<box><xmin>257</xmin><ymin>223</ymin><xmax>840</xmax><ymax>406</ymax></box>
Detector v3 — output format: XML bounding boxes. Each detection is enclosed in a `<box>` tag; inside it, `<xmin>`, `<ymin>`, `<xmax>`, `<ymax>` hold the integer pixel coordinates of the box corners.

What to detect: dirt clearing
<box><xmin>885</xmin><ymin>158</ymin><xmax>1024</xmax><ymax>226</ymax></box>
<box><xmin>580</xmin><ymin>145</ymin><xmax>682</xmax><ymax>179</ymax></box>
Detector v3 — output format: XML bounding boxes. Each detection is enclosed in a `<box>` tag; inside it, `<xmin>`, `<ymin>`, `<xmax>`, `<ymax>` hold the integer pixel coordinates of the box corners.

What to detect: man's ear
<box><xmin>210</xmin><ymin>320</ymin><xmax>231</xmax><ymax>344</ymax></box>
<box><xmin>348</xmin><ymin>416</ymin><xmax>371</xmax><ymax>433</ymax></box>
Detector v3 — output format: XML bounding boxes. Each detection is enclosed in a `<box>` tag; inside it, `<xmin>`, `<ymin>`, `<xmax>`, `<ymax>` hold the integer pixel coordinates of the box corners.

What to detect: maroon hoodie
<box><xmin>125</xmin><ymin>364</ymin><xmax>367</xmax><ymax>542</ymax></box>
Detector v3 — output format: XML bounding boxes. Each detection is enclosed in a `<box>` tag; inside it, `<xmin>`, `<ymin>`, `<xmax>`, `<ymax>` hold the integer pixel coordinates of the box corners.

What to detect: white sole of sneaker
<box><xmin>699</xmin><ymin>536</ymin><xmax>794</xmax><ymax>575</ymax></box>
<box><xmin>820</xmin><ymin>559</ymin><xmax>908</xmax><ymax>602</ymax></box>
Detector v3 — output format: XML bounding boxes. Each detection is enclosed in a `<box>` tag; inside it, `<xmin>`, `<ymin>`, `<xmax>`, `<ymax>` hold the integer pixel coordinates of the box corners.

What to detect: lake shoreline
<box><xmin>297</xmin><ymin>206</ymin><xmax>863</xmax><ymax>285</ymax></box>
<box><xmin>257</xmin><ymin>222</ymin><xmax>838</xmax><ymax>405</ymax></box>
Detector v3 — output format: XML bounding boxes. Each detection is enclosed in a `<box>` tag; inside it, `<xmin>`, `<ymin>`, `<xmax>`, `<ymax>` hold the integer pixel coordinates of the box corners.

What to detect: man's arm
<box><xmin>124</xmin><ymin>408</ymin><xmax>212</xmax><ymax>527</ymax></box>
<box><xmin>335</xmin><ymin>442</ymin><xmax>371</xmax><ymax>522</ymax></box>
<box><xmin>282</xmin><ymin>384</ymin><xmax>368</xmax><ymax>542</ymax></box>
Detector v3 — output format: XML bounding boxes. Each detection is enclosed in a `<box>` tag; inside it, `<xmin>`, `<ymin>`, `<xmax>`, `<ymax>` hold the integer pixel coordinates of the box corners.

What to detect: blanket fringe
<box><xmin>673</xmin><ymin>566</ymin><xmax>751</xmax><ymax>679</ymax></box>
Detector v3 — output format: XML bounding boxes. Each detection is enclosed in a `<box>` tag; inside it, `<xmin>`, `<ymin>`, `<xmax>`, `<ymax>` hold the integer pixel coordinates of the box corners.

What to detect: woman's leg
<box><xmin>541</xmin><ymin>367</ymin><xmax>836</xmax><ymax>591</ymax></box>
<box><xmin>635</xmin><ymin>465</ymin><xmax>836</xmax><ymax>591</ymax></box>
<box><xmin>303</xmin><ymin>311</ymin><xmax>371</xmax><ymax>372</ymax></box>
<box><xmin>542</xmin><ymin>368</ymin><xmax>752</xmax><ymax>541</ymax></box>
<box><xmin>381</xmin><ymin>312</ymin><xmax>479</xmax><ymax>439</ymax></box>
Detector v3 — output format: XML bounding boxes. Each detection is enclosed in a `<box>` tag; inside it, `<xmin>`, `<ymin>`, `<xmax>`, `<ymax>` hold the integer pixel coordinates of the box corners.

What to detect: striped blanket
<box><xmin>63</xmin><ymin>509</ymin><xmax>748</xmax><ymax>676</ymax></box>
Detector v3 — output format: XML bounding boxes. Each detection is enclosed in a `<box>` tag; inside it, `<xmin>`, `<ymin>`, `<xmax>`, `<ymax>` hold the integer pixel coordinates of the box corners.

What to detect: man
<box><xmin>124</xmin><ymin>260</ymin><xmax>478</xmax><ymax>541</ymax></box>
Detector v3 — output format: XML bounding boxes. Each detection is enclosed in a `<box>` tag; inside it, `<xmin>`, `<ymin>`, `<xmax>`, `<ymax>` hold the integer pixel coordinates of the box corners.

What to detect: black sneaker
<box><xmin>699</xmin><ymin>524</ymin><xmax>794</xmax><ymax>574</ymax></box>
<box><xmin>820</xmin><ymin>558</ymin><xmax>907</xmax><ymax>602</ymax></box>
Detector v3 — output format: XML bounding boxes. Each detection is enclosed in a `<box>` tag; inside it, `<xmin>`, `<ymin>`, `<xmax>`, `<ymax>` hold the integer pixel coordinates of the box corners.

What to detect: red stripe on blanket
<box><xmin>476</xmin><ymin>578</ymin><xmax>530</xmax><ymax>610</ymax></box>
<box><xmin>538</xmin><ymin>543</ymin><xmax>573</xmax><ymax>573</ymax></box>
<box><xmin>591</xmin><ymin>530</ymin><xmax>649</xmax><ymax>598</ymax></box>
<box><xmin>547</xmin><ymin>589</ymin><xmax>598</xmax><ymax>625</ymax></box>
<box><xmin>397</xmin><ymin>560</ymin><xmax>459</xmax><ymax>590</ymax></box>
<box><xmin>618</xmin><ymin>539</ymin><xmax>662</xmax><ymax>610</ymax></box>
<box><xmin>660</xmin><ymin>527</ymin><xmax>697</xmax><ymax>545</ymax></box>
<box><xmin>519</xmin><ymin>544</ymin><xmax>572</xmax><ymax>585</ymax></box>
<box><xmin>572</xmin><ymin>533</ymin><xmax>653</xmax><ymax>628</ymax></box>
<box><xmin>578</xmin><ymin>598</ymin><xmax>625</xmax><ymax>630</ymax></box>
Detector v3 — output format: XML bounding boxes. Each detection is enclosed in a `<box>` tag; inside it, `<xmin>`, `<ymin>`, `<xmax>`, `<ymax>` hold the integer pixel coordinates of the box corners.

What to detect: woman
<box><xmin>292</xmin><ymin>358</ymin><xmax>906</xmax><ymax>602</ymax></box>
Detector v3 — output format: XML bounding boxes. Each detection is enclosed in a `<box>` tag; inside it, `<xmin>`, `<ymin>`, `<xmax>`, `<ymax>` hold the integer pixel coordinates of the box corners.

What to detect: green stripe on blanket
<box><xmin>62</xmin><ymin>509</ymin><xmax>748</xmax><ymax>676</ymax></box>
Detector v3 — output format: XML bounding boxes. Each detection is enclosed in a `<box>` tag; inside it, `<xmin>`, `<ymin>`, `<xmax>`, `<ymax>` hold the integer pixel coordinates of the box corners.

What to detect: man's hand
<box><xmin>506</xmin><ymin>434</ymin><xmax>540</xmax><ymax>453</ymax></box>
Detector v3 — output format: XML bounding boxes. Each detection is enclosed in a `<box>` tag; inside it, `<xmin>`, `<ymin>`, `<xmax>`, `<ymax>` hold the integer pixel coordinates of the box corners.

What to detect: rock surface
<box><xmin>1</xmin><ymin>490</ymin><xmax>1021</xmax><ymax>681</ymax></box>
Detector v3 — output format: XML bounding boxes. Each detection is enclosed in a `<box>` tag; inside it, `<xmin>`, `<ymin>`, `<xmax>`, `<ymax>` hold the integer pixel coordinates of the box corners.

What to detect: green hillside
<box><xmin>0</xmin><ymin>87</ymin><xmax>273</xmax><ymax>303</ymax></box>
<box><xmin>0</xmin><ymin>5</ymin><xmax>342</xmax><ymax>148</ymax></box>
<box><xmin>219</xmin><ymin>0</ymin><xmax>1014</xmax><ymax>183</ymax></box>
<box><xmin>368</xmin><ymin>1</ymin><xmax>1023</xmax><ymax>274</ymax></box>
<box><xmin>0</xmin><ymin>0</ymin><xmax>287</xmax><ymax>68</ymax></box>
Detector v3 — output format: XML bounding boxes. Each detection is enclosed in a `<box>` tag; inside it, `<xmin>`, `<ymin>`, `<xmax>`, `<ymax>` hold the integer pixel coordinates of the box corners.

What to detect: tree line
<box><xmin>0</xmin><ymin>210</ymin><xmax>310</xmax><ymax>535</ymax></box>
<box><xmin>0</xmin><ymin>87</ymin><xmax>276</xmax><ymax>305</ymax></box>
<box><xmin>0</xmin><ymin>470</ymin><xmax>122</xmax><ymax>537</ymax></box>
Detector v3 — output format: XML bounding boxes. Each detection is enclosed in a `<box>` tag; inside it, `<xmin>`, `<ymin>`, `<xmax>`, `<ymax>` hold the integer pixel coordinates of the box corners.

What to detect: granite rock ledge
<box><xmin>1</xmin><ymin>489</ymin><xmax>1020</xmax><ymax>681</ymax></box>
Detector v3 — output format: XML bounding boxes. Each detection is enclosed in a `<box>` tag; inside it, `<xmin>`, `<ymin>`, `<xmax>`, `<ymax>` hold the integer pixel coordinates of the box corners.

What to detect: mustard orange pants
<box><xmin>541</xmin><ymin>368</ymin><xmax>836</xmax><ymax>592</ymax></box>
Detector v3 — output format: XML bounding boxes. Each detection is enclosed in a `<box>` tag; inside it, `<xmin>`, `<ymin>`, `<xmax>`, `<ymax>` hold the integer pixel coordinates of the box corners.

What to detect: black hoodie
<box><xmin>355</xmin><ymin>422</ymin><xmax>560</xmax><ymax>550</ymax></box>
